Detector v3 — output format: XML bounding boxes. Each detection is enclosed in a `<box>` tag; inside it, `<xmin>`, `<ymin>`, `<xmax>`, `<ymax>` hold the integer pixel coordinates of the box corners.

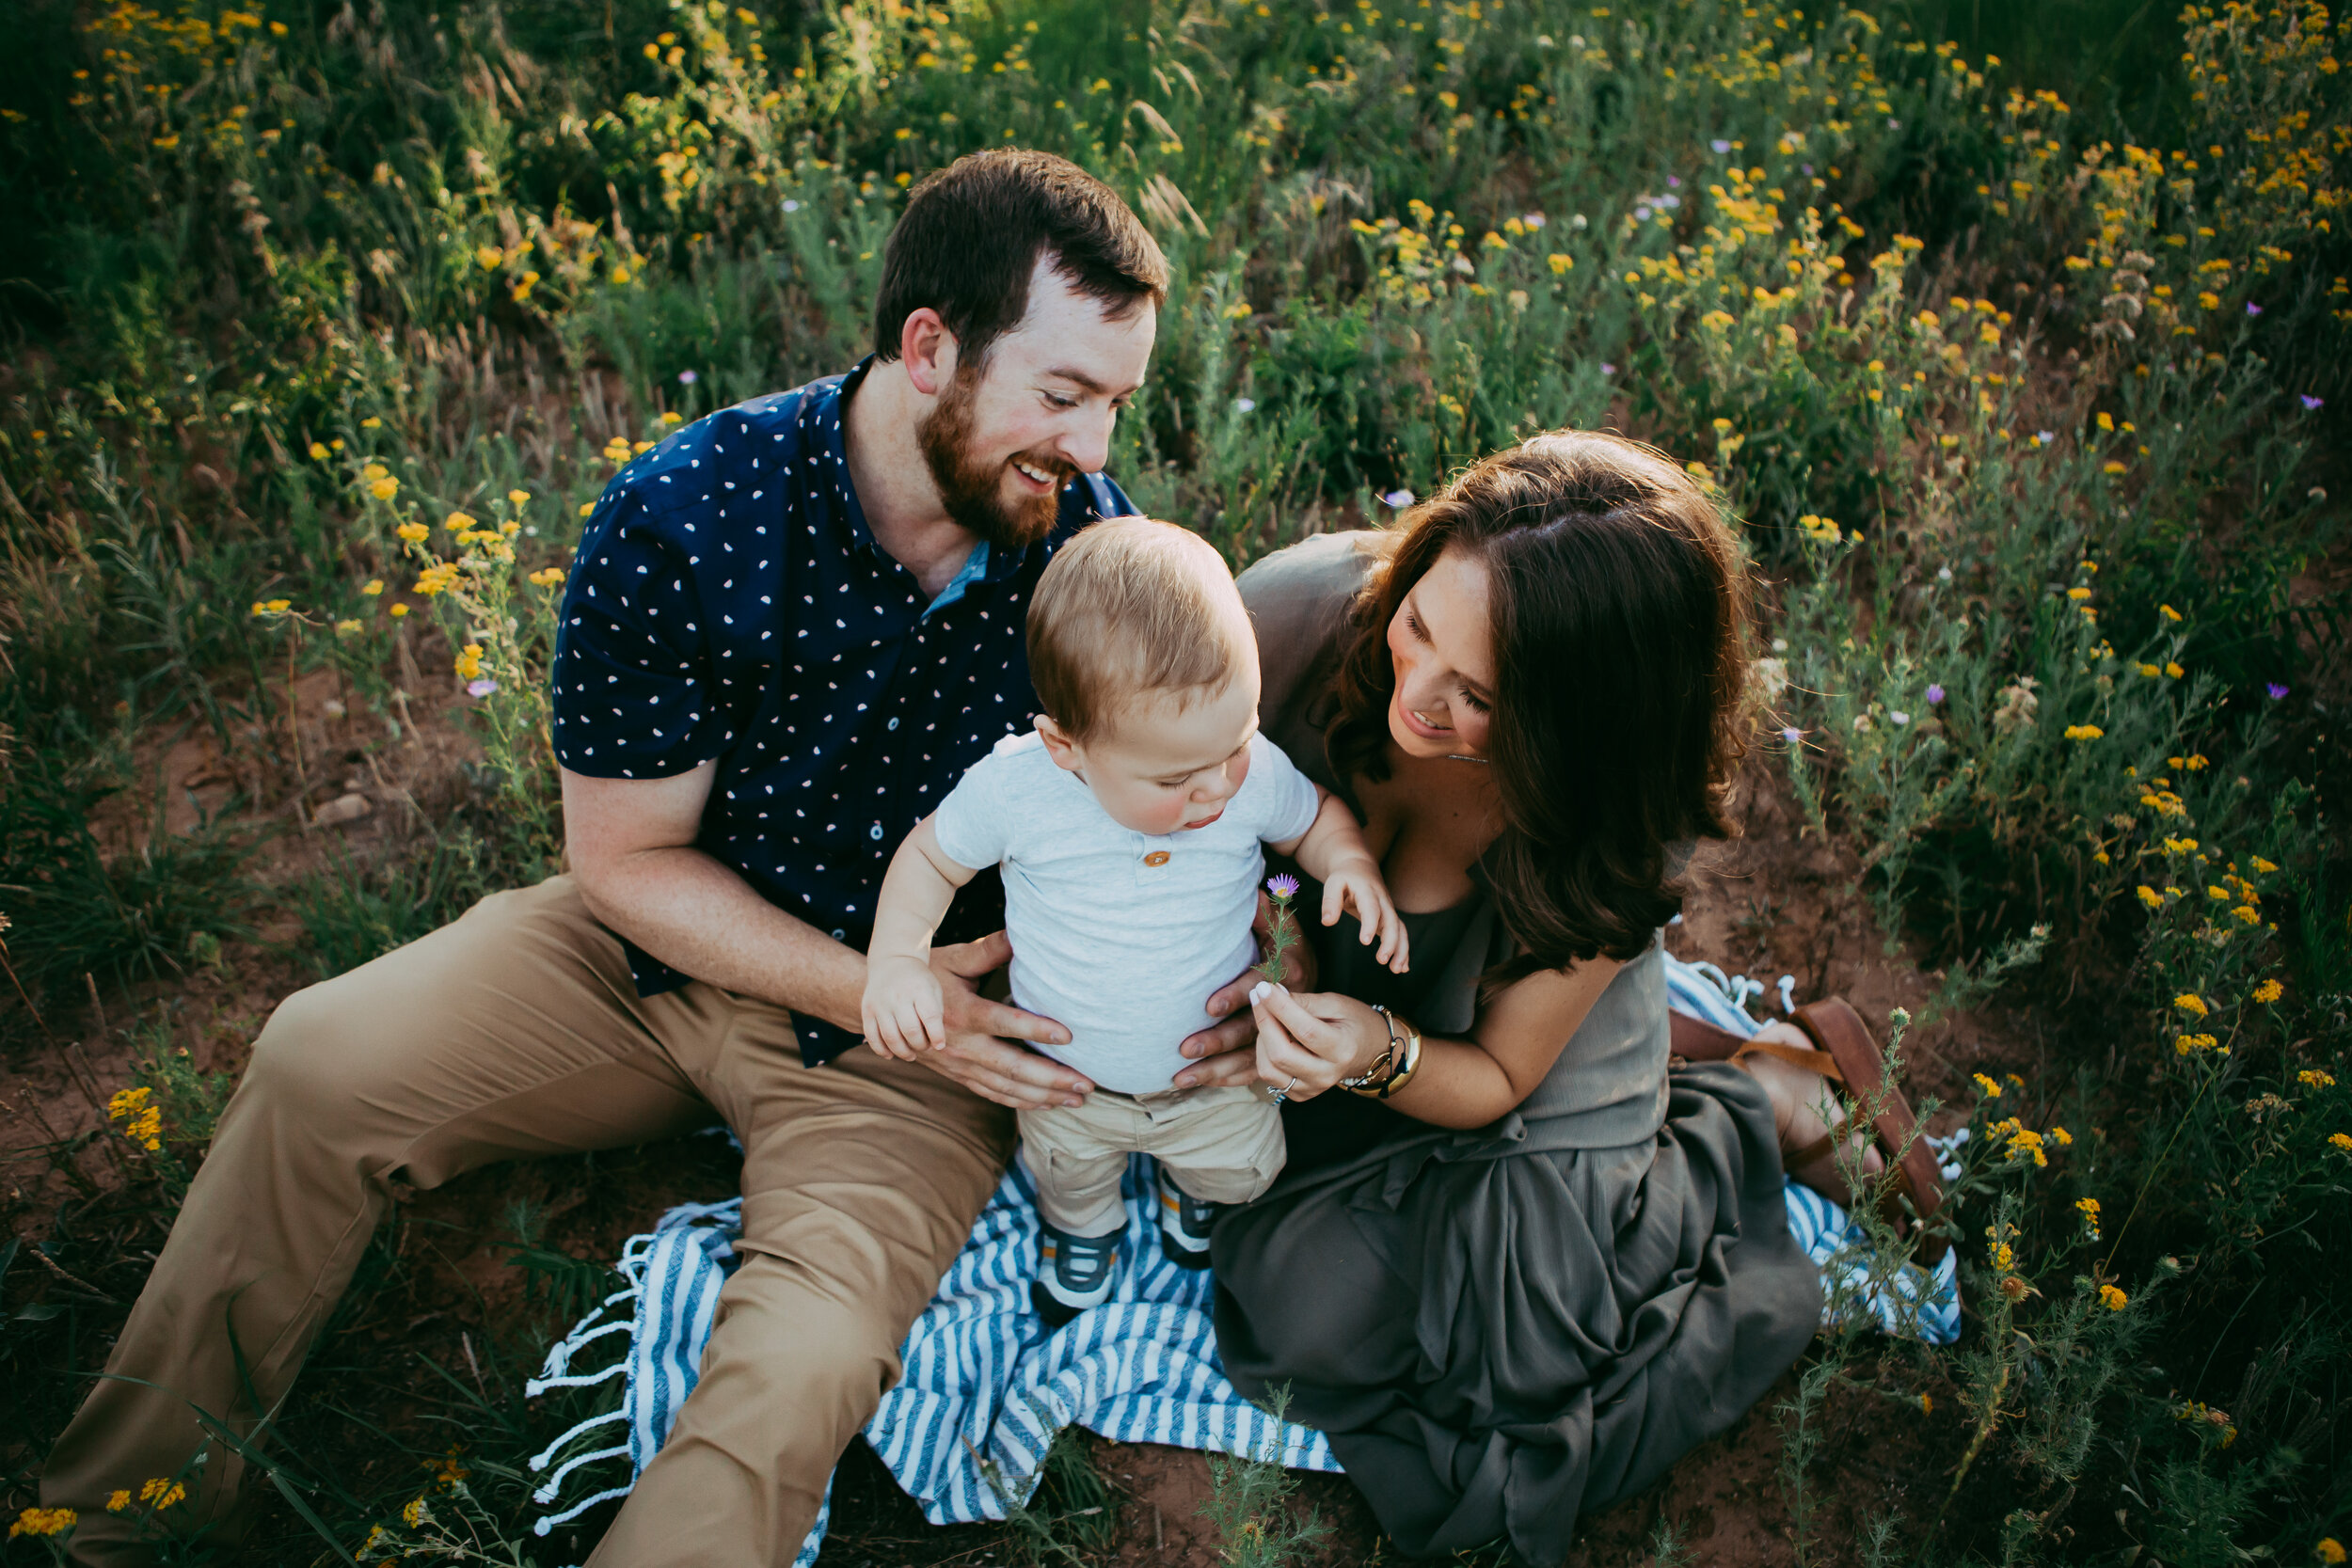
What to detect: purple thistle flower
<box><xmin>2266</xmin><ymin>683</ymin><xmax>2289</xmax><ymax>700</ymax></box>
<box><xmin>1926</xmin><ymin>684</ymin><xmax>1947</xmax><ymax>705</ymax></box>
<box><xmin>2246</xmin><ymin>302</ymin><xmax>2263</xmax><ymax>316</ymax></box>
<box><xmin>2301</xmin><ymin>395</ymin><xmax>2325</xmax><ymax>411</ymax></box>
<box><xmin>1266</xmin><ymin>874</ymin><xmax>1299</xmax><ymax>899</ymax></box>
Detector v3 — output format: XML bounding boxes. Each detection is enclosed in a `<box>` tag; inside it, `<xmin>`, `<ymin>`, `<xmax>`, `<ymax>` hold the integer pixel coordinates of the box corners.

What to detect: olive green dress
<box><xmin>1211</xmin><ymin>532</ymin><xmax>1820</xmax><ymax>1565</ymax></box>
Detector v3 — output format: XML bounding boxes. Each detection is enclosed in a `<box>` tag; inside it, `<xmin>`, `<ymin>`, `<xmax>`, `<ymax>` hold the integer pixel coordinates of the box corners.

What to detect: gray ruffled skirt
<box><xmin>1211</xmin><ymin>1062</ymin><xmax>1820</xmax><ymax>1566</ymax></box>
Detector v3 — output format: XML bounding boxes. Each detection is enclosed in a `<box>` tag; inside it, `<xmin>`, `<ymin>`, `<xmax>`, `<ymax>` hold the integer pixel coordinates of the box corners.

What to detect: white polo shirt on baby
<box><xmin>930</xmin><ymin>729</ymin><xmax>1322</xmax><ymax>1094</ymax></box>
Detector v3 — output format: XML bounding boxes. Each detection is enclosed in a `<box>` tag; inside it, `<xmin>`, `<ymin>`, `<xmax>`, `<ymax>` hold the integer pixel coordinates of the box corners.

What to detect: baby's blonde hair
<box><xmin>1026</xmin><ymin>518</ymin><xmax>1248</xmax><ymax>741</ymax></box>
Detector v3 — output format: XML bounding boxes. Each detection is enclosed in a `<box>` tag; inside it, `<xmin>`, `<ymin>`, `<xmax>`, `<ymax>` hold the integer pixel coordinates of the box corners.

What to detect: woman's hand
<box><xmin>1244</xmin><ymin>984</ymin><xmax>1390</xmax><ymax>1101</ymax></box>
<box><xmin>1174</xmin><ymin>890</ymin><xmax>1319</xmax><ymax>1088</ymax></box>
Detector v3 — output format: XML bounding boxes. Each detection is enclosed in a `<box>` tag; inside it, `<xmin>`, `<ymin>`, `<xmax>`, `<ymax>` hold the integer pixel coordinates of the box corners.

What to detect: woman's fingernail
<box><xmin>1248</xmin><ymin>980</ymin><xmax>1275</xmax><ymax>1005</ymax></box>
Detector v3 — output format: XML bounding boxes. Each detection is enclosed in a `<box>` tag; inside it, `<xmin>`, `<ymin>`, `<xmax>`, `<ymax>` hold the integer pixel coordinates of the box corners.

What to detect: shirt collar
<box><xmin>826</xmin><ymin>353</ymin><xmax>1062</xmax><ymax>587</ymax></box>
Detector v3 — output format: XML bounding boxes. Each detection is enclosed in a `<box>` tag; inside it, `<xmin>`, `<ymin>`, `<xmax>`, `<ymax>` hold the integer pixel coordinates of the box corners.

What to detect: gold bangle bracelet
<box><xmin>1375</xmin><ymin>1014</ymin><xmax>1423</xmax><ymax>1099</ymax></box>
<box><xmin>1343</xmin><ymin>1006</ymin><xmax>1404</xmax><ymax>1096</ymax></box>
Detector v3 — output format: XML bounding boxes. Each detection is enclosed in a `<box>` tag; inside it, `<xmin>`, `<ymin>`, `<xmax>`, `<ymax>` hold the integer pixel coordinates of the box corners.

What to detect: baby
<box><xmin>861</xmin><ymin>517</ymin><xmax>1406</xmax><ymax>1324</ymax></box>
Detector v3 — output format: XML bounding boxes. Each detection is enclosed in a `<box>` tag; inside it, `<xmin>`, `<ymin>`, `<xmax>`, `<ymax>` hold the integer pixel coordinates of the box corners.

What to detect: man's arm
<box><xmin>562</xmin><ymin>766</ymin><xmax>1087</xmax><ymax>1105</ymax></box>
<box><xmin>564</xmin><ymin>763</ymin><xmax>865</xmax><ymax>1026</ymax></box>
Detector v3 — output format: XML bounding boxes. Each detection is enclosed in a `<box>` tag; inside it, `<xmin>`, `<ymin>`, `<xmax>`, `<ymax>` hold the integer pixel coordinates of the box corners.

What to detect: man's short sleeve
<box><xmin>549</xmin><ymin>486</ymin><xmax>723</xmax><ymax>779</ymax></box>
<box><xmin>1249</xmin><ymin>736</ymin><xmax>1325</xmax><ymax>845</ymax></box>
<box><xmin>930</xmin><ymin>747</ymin><xmax>1018</xmax><ymax>872</ymax></box>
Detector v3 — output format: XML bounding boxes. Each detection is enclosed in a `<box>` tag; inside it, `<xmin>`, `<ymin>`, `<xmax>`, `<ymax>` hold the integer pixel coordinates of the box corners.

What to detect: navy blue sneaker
<box><xmin>1031</xmin><ymin>1222</ymin><xmax>1120</xmax><ymax>1327</ymax></box>
<box><xmin>1157</xmin><ymin>1166</ymin><xmax>1219</xmax><ymax>1269</ymax></box>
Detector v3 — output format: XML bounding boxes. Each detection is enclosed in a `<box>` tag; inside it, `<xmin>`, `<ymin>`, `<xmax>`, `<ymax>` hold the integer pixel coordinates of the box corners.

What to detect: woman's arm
<box><xmin>1248</xmin><ymin>956</ymin><xmax>1625</xmax><ymax>1128</ymax></box>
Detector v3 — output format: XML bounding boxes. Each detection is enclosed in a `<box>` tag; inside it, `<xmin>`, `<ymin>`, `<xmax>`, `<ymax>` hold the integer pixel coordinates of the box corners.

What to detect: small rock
<box><xmin>313</xmin><ymin>792</ymin><xmax>374</xmax><ymax>827</ymax></box>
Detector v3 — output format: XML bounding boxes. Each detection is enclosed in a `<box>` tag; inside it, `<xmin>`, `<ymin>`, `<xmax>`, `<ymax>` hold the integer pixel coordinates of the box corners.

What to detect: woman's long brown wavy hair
<box><xmin>1325</xmin><ymin>430</ymin><xmax>1752</xmax><ymax>977</ymax></box>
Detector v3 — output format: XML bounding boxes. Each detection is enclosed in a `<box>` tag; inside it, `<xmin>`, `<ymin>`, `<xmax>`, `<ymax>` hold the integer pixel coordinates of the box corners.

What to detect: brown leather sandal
<box><xmin>1670</xmin><ymin>999</ymin><xmax>1947</xmax><ymax>1263</ymax></box>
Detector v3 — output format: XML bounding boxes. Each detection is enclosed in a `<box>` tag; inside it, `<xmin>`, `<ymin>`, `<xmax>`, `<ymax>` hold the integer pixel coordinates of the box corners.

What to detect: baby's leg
<box><xmin>1018</xmin><ymin>1100</ymin><xmax>1142</xmax><ymax>1237</ymax></box>
<box><xmin>1145</xmin><ymin>1087</ymin><xmax>1288</xmax><ymax>1205</ymax></box>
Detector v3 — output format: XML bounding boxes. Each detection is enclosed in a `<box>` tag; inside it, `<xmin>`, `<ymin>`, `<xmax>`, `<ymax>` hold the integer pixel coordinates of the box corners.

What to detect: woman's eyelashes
<box><xmin>1406</xmin><ymin>607</ymin><xmax>1491</xmax><ymax>714</ymax></box>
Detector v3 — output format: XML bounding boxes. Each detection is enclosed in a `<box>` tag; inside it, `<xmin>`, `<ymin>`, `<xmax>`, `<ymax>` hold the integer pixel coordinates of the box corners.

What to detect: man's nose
<box><xmin>1054</xmin><ymin>410</ymin><xmax>1114</xmax><ymax>476</ymax></box>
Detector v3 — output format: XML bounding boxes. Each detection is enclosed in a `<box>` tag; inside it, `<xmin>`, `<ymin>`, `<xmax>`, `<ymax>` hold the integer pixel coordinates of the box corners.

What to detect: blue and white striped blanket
<box><xmin>524</xmin><ymin>957</ymin><xmax>1961</xmax><ymax>1564</ymax></box>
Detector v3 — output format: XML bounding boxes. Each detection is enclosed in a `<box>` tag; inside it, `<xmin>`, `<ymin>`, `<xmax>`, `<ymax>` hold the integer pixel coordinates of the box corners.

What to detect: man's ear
<box><xmin>900</xmin><ymin>308</ymin><xmax>959</xmax><ymax>398</ymax></box>
<box><xmin>1034</xmin><ymin>714</ymin><xmax>1086</xmax><ymax>772</ymax></box>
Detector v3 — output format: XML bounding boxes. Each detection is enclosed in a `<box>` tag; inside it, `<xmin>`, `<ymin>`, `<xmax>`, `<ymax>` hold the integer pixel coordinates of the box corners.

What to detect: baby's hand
<box><xmin>862</xmin><ymin>954</ymin><xmax>947</xmax><ymax>1059</ymax></box>
<box><xmin>1321</xmin><ymin>863</ymin><xmax>1409</xmax><ymax>974</ymax></box>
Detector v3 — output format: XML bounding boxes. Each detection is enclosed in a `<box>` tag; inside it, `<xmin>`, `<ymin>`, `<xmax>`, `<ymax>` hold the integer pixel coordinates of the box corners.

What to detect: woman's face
<box><xmin>1385</xmin><ymin>544</ymin><xmax>1498</xmax><ymax>761</ymax></box>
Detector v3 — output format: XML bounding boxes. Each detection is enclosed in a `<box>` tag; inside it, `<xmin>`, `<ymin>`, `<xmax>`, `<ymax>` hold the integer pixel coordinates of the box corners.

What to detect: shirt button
<box><xmin>832</xmin><ymin>928</ymin><xmax>847</xmax><ymax>940</ymax></box>
<box><xmin>869</xmin><ymin>824</ymin><xmax>884</xmax><ymax>840</ymax></box>
<box><xmin>887</xmin><ymin>716</ymin><xmax>899</xmax><ymax>730</ymax></box>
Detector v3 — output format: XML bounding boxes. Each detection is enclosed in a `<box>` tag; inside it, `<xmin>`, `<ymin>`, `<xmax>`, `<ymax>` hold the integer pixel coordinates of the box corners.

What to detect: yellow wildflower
<box><xmin>444</xmin><ymin>511</ymin><xmax>476</xmax><ymax>531</ymax></box>
<box><xmin>2250</xmin><ymin>856</ymin><xmax>2278</xmax><ymax>875</ymax></box>
<box><xmin>2138</xmin><ymin>662</ymin><xmax>2162</xmax><ymax>676</ymax></box>
<box><xmin>507</xmin><ymin>489</ymin><xmax>530</xmax><ymax>506</ymax></box>
<box><xmin>308</xmin><ymin>441</ymin><xmax>329</xmax><ymax>460</ymax></box>
<box><xmin>2174</xmin><ymin>993</ymin><xmax>2208</xmax><ymax>1018</ymax></box>
<box><xmin>2297</xmin><ymin>1069</ymin><xmax>2333</xmax><ymax>1088</ymax></box>
<box><xmin>2160</xmin><ymin>604</ymin><xmax>2183</xmax><ymax>621</ymax></box>
<box><xmin>362</xmin><ymin>579</ymin><xmax>384</xmax><ymax>595</ymax></box>
<box><xmin>2099</xmin><ymin>1284</ymin><xmax>2127</xmax><ymax>1310</ymax></box>
<box><xmin>2137</xmin><ymin>886</ymin><xmax>2165</xmax><ymax>910</ymax></box>
<box><xmin>2049</xmin><ymin>1126</ymin><xmax>2072</xmax><ymax>1146</ymax></box>
<box><xmin>1972</xmin><ymin>1072</ymin><xmax>2003</xmax><ymax>1099</ymax></box>
<box><xmin>2064</xmin><ymin>724</ymin><xmax>2103</xmax><ymax>740</ymax></box>
<box><xmin>579</xmin><ymin>501</ymin><xmax>596</xmax><ymax>517</ymax></box>
<box><xmin>370</xmin><ymin>477</ymin><xmax>400</xmax><ymax>501</ymax></box>
<box><xmin>105</xmin><ymin>1491</ymin><xmax>132</xmax><ymax>1513</ymax></box>
<box><xmin>395</xmin><ymin>522</ymin><xmax>428</xmax><ymax>543</ymax></box>
<box><xmin>2330</xmin><ymin>1132</ymin><xmax>2352</xmax><ymax>1153</ymax></box>
<box><xmin>661</xmin><ymin>410</ymin><xmax>684</xmax><ymax>424</ymax></box>
<box><xmin>2316</xmin><ymin>1540</ymin><xmax>2345</xmax><ymax>1565</ymax></box>
<box><xmin>2253</xmin><ymin>979</ymin><xmax>2282</xmax><ymax>1004</ymax></box>
<box><xmin>8</xmin><ymin>1507</ymin><xmax>76</xmax><ymax>1538</ymax></box>
<box><xmin>1548</xmin><ymin>253</ymin><xmax>1572</xmax><ymax>274</ymax></box>
<box><xmin>389</xmin><ymin>603</ymin><xmax>410</xmax><ymax>618</ymax></box>
<box><xmin>2166</xmin><ymin>661</ymin><xmax>2185</xmax><ymax>677</ymax></box>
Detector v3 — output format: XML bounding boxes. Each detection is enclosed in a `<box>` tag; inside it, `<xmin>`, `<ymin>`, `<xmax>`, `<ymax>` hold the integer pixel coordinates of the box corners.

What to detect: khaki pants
<box><xmin>40</xmin><ymin>876</ymin><xmax>1011</xmax><ymax>1567</ymax></box>
<box><xmin>1017</xmin><ymin>1084</ymin><xmax>1284</xmax><ymax>1237</ymax></box>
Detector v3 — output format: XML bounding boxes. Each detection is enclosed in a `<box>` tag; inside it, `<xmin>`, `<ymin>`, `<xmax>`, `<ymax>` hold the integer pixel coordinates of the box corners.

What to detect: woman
<box><xmin>1175</xmin><ymin>431</ymin><xmax>1896</xmax><ymax>1564</ymax></box>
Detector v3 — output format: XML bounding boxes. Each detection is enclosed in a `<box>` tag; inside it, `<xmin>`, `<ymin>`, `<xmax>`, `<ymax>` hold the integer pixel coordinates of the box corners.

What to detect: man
<box><xmin>41</xmin><ymin>149</ymin><xmax>1243</xmax><ymax>1566</ymax></box>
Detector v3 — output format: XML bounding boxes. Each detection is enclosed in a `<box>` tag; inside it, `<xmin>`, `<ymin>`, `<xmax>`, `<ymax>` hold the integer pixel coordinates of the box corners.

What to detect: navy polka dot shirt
<box><xmin>551</xmin><ymin>358</ymin><xmax>1137</xmax><ymax>1064</ymax></box>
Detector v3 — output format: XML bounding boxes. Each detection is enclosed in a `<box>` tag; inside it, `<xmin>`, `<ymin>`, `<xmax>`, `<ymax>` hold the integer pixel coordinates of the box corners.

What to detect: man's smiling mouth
<box><xmin>1013</xmin><ymin>460</ymin><xmax>1058</xmax><ymax>487</ymax></box>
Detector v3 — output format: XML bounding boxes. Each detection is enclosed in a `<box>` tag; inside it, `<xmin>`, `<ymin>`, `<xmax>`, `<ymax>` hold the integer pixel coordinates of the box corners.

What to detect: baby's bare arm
<box><xmin>863</xmin><ymin>818</ymin><xmax>982</xmax><ymax>1054</ymax></box>
<box><xmin>1276</xmin><ymin>790</ymin><xmax>1408</xmax><ymax>971</ymax></box>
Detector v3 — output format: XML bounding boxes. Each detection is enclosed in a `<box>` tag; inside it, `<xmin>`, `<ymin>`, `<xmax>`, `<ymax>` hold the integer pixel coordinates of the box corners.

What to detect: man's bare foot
<box><xmin>1735</xmin><ymin>1022</ymin><xmax>1884</xmax><ymax>1205</ymax></box>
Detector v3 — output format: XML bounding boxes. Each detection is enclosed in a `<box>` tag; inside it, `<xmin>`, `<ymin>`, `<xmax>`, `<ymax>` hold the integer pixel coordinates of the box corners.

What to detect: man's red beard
<box><xmin>916</xmin><ymin>363</ymin><xmax>1072</xmax><ymax>550</ymax></box>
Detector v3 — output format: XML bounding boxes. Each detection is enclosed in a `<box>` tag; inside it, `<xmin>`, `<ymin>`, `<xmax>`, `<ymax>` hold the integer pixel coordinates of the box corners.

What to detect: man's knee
<box><xmin>232</xmin><ymin>974</ymin><xmax>434</xmax><ymax>1147</ymax></box>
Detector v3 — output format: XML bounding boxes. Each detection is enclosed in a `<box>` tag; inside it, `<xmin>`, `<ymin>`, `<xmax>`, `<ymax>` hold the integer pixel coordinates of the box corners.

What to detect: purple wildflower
<box><xmin>467</xmin><ymin>677</ymin><xmax>500</xmax><ymax>698</ymax></box>
<box><xmin>1266</xmin><ymin>874</ymin><xmax>1299</xmax><ymax>899</ymax></box>
<box><xmin>1782</xmin><ymin>726</ymin><xmax>1803</xmax><ymax>744</ymax></box>
<box><xmin>1711</xmin><ymin>139</ymin><xmax>1733</xmax><ymax>154</ymax></box>
<box><xmin>1381</xmin><ymin>488</ymin><xmax>1415</xmax><ymax>508</ymax></box>
<box><xmin>1600</xmin><ymin>363</ymin><xmax>1617</xmax><ymax>376</ymax></box>
<box><xmin>1926</xmin><ymin>684</ymin><xmax>1947</xmax><ymax>705</ymax></box>
<box><xmin>2246</xmin><ymin>303</ymin><xmax>2263</xmax><ymax>316</ymax></box>
<box><xmin>2301</xmin><ymin>395</ymin><xmax>2325</xmax><ymax>411</ymax></box>
<box><xmin>677</xmin><ymin>369</ymin><xmax>699</xmax><ymax>384</ymax></box>
<box><xmin>1667</xmin><ymin>174</ymin><xmax>1681</xmax><ymax>188</ymax></box>
<box><xmin>2266</xmin><ymin>683</ymin><xmax>2289</xmax><ymax>700</ymax></box>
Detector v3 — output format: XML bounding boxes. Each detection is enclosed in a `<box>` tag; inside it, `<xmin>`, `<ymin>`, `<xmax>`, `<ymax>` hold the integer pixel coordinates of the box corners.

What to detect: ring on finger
<box><xmin>1269</xmin><ymin>1074</ymin><xmax>1300</xmax><ymax>1104</ymax></box>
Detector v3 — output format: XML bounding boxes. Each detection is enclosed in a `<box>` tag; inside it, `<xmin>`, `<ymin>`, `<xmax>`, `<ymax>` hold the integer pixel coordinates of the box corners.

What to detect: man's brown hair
<box><xmin>875</xmin><ymin>150</ymin><xmax>1170</xmax><ymax>368</ymax></box>
<box><xmin>1027</xmin><ymin>519</ymin><xmax>1248</xmax><ymax>742</ymax></box>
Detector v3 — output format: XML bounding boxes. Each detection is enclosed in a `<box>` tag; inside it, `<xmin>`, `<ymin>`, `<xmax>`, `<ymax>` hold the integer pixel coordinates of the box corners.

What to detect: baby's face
<box><xmin>1046</xmin><ymin>673</ymin><xmax>1262</xmax><ymax>837</ymax></box>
